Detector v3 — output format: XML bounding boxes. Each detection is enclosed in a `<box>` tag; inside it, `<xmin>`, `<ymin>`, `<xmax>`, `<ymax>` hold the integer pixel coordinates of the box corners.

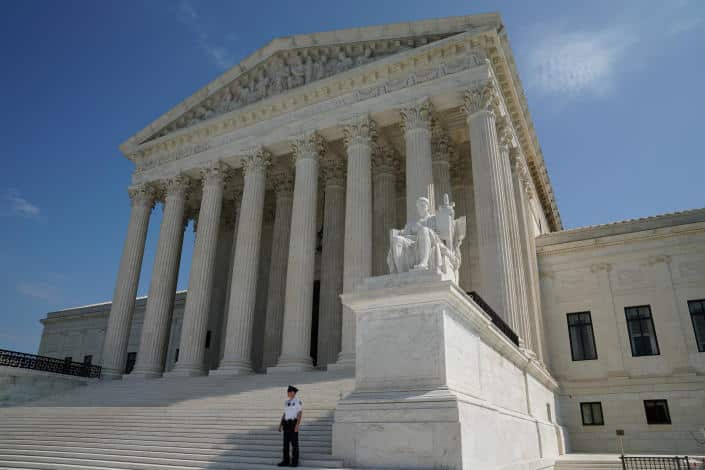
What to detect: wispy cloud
<box><xmin>177</xmin><ymin>0</ymin><xmax>237</xmax><ymax>69</ymax></box>
<box><xmin>521</xmin><ymin>2</ymin><xmax>703</xmax><ymax>99</ymax></box>
<box><xmin>17</xmin><ymin>280</ymin><xmax>62</xmax><ymax>303</ymax></box>
<box><xmin>525</xmin><ymin>27</ymin><xmax>635</xmax><ymax>97</ymax></box>
<box><xmin>1</xmin><ymin>189</ymin><xmax>41</xmax><ymax>218</ymax></box>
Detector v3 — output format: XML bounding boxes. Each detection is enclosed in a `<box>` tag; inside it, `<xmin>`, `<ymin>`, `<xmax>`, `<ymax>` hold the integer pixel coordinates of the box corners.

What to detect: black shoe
<box><xmin>290</xmin><ymin>464</ymin><xmax>298</xmax><ymax>468</ymax></box>
<box><xmin>277</xmin><ymin>462</ymin><xmax>289</xmax><ymax>467</ymax></box>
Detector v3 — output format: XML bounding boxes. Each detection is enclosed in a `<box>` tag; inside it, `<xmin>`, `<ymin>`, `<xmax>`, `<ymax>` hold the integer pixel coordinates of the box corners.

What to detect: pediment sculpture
<box><xmin>387</xmin><ymin>194</ymin><xmax>467</xmax><ymax>284</ymax></box>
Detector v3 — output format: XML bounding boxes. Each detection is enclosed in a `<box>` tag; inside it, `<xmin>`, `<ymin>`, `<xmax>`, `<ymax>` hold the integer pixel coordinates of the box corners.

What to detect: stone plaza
<box><xmin>2</xmin><ymin>12</ymin><xmax>704</xmax><ymax>470</ymax></box>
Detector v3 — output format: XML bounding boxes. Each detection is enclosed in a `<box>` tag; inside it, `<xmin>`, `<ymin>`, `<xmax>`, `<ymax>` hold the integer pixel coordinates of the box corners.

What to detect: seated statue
<box><xmin>387</xmin><ymin>194</ymin><xmax>466</xmax><ymax>284</ymax></box>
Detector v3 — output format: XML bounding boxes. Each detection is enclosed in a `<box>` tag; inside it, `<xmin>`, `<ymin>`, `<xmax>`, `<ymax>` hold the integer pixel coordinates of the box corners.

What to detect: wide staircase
<box><xmin>0</xmin><ymin>369</ymin><xmax>355</xmax><ymax>470</ymax></box>
<box><xmin>554</xmin><ymin>454</ymin><xmax>623</xmax><ymax>470</ymax></box>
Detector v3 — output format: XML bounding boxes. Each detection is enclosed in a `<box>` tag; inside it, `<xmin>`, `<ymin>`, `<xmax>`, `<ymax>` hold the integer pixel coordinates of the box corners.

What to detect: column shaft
<box><xmin>273</xmin><ymin>133</ymin><xmax>324</xmax><ymax>372</ymax></box>
<box><xmin>334</xmin><ymin>116</ymin><xmax>375</xmax><ymax>368</ymax></box>
<box><xmin>214</xmin><ymin>149</ymin><xmax>270</xmax><ymax>375</ymax></box>
<box><xmin>464</xmin><ymin>83</ymin><xmax>520</xmax><ymax>331</ymax></box>
<box><xmin>262</xmin><ymin>169</ymin><xmax>294</xmax><ymax>368</ymax></box>
<box><xmin>130</xmin><ymin>176</ymin><xmax>189</xmax><ymax>378</ymax></box>
<box><xmin>372</xmin><ymin>145</ymin><xmax>398</xmax><ymax>276</ymax></box>
<box><xmin>317</xmin><ymin>156</ymin><xmax>346</xmax><ymax>367</ymax></box>
<box><xmin>101</xmin><ymin>185</ymin><xmax>154</xmax><ymax>379</ymax></box>
<box><xmin>171</xmin><ymin>165</ymin><xmax>225</xmax><ymax>376</ymax></box>
<box><xmin>401</xmin><ymin>99</ymin><xmax>434</xmax><ymax>222</ymax></box>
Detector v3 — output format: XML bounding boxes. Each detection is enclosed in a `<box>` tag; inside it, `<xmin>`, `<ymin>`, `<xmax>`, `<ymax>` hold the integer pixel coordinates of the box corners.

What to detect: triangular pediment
<box><xmin>121</xmin><ymin>14</ymin><xmax>501</xmax><ymax>149</ymax></box>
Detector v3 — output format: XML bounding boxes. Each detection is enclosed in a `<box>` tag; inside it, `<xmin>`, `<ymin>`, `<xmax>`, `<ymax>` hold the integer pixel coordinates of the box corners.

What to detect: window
<box><xmin>205</xmin><ymin>330</ymin><xmax>212</xmax><ymax>349</ymax></box>
<box><xmin>567</xmin><ymin>312</ymin><xmax>597</xmax><ymax>361</ymax></box>
<box><xmin>124</xmin><ymin>352</ymin><xmax>136</xmax><ymax>374</ymax></box>
<box><xmin>580</xmin><ymin>402</ymin><xmax>604</xmax><ymax>426</ymax></box>
<box><xmin>688</xmin><ymin>299</ymin><xmax>705</xmax><ymax>352</ymax></box>
<box><xmin>644</xmin><ymin>400</ymin><xmax>671</xmax><ymax>425</ymax></box>
<box><xmin>83</xmin><ymin>355</ymin><xmax>92</xmax><ymax>366</ymax></box>
<box><xmin>625</xmin><ymin>306</ymin><xmax>660</xmax><ymax>356</ymax></box>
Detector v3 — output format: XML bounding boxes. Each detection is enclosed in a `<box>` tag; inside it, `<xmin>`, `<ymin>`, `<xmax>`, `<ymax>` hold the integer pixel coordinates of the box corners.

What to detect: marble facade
<box><xmin>35</xmin><ymin>13</ymin><xmax>705</xmax><ymax>460</ymax></box>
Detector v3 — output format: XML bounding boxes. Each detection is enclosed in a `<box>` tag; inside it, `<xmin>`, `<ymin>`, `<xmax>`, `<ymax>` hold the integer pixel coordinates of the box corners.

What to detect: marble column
<box><xmin>450</xmin><ymin>157</ymin><xmax>475</xmax><ymax>293</ymax></box>
<box><xmin>497</xmin><ymin>121</ymin><xmax>532</xmax><ymax>349</ymax></box>
<box><xmin>372</xmin><ymin>142</ymin><xmax>398</xmax><ymax>276</ymax></box>
<box><xmin>170</xmin><ymin>163</ymin><xmax>226</xmax><ymax>376</ymax></box>
<box><xmin>272</xmin><ymin>133</ymin><xmax>325</xmax><ymax>372</ymax></box>
<box><xmin>262</xmin><ymin>166</ymin><xmax>294</xmax><ymax>368</ymax></box>
<box><xmin>400</xmin><ymin>98</ymin><xmax>434</xmax><ymax>222</ymax></box>
<box><xmin>334</xmin><ymin>115</ymin><xmax>376</xmax><ymax>369</ymax></box>
<box><xmin>213</xmin><ymin>148</ymin><xmax>271</xmax><ymax>375</ymax></box>
<box><xmin>511</xmin><ymin>151</ymin><xmax>544</xmax><ymax>361</ymax></box>
<box><xmin>218</xmin><ymin>188</ymin><xmax>242</xmax><ymax>364</ymax></box>
<box><xmin>101</xmin><ymin>184</ymin><xmax>155</xmax><ymax>379</ymax></box>
<box><xmin>463</xmin><ymin>82</ymin><xmax>521</xmax><ymax>334</ymax></box>
<box><xmin>317</xmin><ymin>155</ymin><xmax>346</xmax><ymax>367</ymax></box>
<box><xmin>130</xmin><ymin>176</ymin><xmax>189</xmax><ymax>378</ymax></box>
<box><xmin>432</xmin><ymin>129</ymin><xmax>453</xmax><ymax>205</ymax></box>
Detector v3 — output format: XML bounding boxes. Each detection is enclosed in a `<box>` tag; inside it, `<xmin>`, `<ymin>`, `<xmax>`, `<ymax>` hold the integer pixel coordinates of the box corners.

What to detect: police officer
<box><xmin>278</xmin><ymin>385</ymin><xmax>302</xmax><ymax>467</ymax></box>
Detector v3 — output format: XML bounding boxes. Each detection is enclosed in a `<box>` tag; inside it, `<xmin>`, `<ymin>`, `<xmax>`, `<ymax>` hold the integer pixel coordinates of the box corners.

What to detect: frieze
<box><xmin>134</xmin><ymin>51</ymin><xmax>487</xmax><ymax>176</ymax></box>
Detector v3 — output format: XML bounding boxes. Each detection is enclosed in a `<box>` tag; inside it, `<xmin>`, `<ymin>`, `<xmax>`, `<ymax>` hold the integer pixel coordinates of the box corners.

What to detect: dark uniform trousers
<box><xmin>282</xmin><ymin>419</ymin><xmax>299</xmax><ymax>464</ymax></box>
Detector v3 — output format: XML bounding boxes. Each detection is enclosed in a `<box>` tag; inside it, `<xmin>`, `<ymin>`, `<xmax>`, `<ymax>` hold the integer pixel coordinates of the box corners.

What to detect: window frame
<box><xmin>566</xmin><ymin>311</ymin><xmax>598</xmax><ymax>361</ymax></box>
<box><xmin>624</xmin><ymin>305</ymin><xmax>661</xmax><ymax>357</ymax></box>
<box><xmin>580</xmin><ymin>402</ymin><xmax>604</xmax><ymax>426</ymax></box>
<box><xmin>643</xmin><ymin>399</ymin><xmax>671</xmax><ymax>425</ymax></box>
<box><xmin>688</xmin><ymin>299</ymin><xmax>705</xmax><ymax>353</ymax></box>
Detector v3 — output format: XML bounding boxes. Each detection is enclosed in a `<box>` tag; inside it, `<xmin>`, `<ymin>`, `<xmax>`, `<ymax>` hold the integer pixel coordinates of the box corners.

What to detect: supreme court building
<box><xmin>28</xmin><ymin>13</ymin><xmax>705</xmax><ymax>467</ymax></box>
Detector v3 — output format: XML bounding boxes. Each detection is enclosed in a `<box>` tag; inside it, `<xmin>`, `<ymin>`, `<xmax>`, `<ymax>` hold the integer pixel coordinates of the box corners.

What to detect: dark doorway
<box><xmin>309</xmin><ymin>280</ymin><xmax>320</xmax><ymax>367</ymax></box>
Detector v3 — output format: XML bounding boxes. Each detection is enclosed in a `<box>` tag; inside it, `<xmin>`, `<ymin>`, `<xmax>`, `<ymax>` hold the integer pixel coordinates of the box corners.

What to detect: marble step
<box><xmin>0</xmin><ymin>450</ymin><xmax>344</xmax><ymax>468</ymax></box>
<box><xmin>0</xmin><ymin>459</ymin><xmax>347</xmax><ymax>470</ymax></box>
<box><xmin>0</xmin><ymin>421</ymin><xmax>333</xmax><ymax>431</ymax></box>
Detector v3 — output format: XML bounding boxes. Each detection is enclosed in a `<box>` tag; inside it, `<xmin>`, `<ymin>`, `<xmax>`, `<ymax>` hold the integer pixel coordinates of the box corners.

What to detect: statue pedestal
<box><xmin>332</xmin><ymin>271</ymin><xmax>567</xmax><ymax>469</ymax></box>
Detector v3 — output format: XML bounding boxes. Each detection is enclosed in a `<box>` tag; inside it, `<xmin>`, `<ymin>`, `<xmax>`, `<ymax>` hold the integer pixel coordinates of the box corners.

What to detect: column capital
<box><xmin>200</xmin><ymin>161</ymin><xmax>227</xmax><ymax>188</ymax></box>
<box><xmin>162</xmin><ymin>175</ymin><xmax>191</xmax><ymax>200</ymax></box>
<box><xmin>290</xmin><ymin>132</ymin><xmax>327</xmax><ymax>163</ymax></box>
<box><xmin>343</xmin><ymin>115</ymin><xmax>377</xmax><ymax>148</ymax></box>
<box><xmin>462</xmin><ymin>80</ymin><xmax>500</xmax><ymax>118</ymax></box>
<box><xmin>127</xmin><ymin>183</ymin><xmax>157</xmax><ymax>208</ymax></box>
<box><xmin>496</xmin><ymin>117</ymin><xmax>515</xmax><ymax>153</ymax></box>
<box><xmin>372</xmin><ymin>143</ymin><xmax>399</xmax><ymax>176</ymax></box>
<box><xmin>271</xmin><ymin>165</ymin><xmax>295</xmax><ymax>196</ymax></box>
<box><xmin>321</xmin><ymin>154</ymin><xmax>346</xmax><ymax>188</ymax></box>
<box><xmin>241</xmin><ymin>147</ymin><xmax>272</xmax><ymax>175</ymax></box>
<box><xmin>400</xmin><ymin>97</ymin><xmax>433</xmax><ymax>133</ymax></box>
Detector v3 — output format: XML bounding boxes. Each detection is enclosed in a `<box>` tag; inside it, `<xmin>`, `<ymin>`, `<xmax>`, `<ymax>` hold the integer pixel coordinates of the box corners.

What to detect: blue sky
<box><xmin>1</xmin><ymin>0</ymin><xmax>704</xmax><ymax>353</ymax></box>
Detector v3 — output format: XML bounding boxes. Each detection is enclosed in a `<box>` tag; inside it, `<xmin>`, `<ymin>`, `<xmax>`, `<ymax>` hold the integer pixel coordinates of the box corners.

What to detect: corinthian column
<box><xmin>262</xmin><ymin>166</ymin><xmax>294</xmax><ymax>368</ymax></box>
<box><xmin>317</xmin><ymin>155</ymin><xmax>345</xmax><ymax>368</ymax></box>
<box><xmin>130</xmin><ymin>176</ymin><xmax>189</xmax><ymax>379</ymax></box>
<box><xmin>101</xmin><ymin>184</ymin><xmax>155</xmax><ymax>379</ymax></box>
<box><xmin>333</xmin><ymin>115</ymin><xmax>376</xmax><ymax>369</ymax></box>
<box><xmin>170</xmin><ymin>163</ymin><xmax>226</xmax><ymax>376</ymax></box>
<box><xmin>213</xmin><ymin>148</ymin><xmax>271</xmax><ymax>375</ymax></box>
<box><xmin>372</xmin><ymin>142</ymin><xmax>398</xmax><ymax>276</ymax></box>
<box><xmin>432</xmin><ymin>128</ymin><xmax>453</xmax><ymax>205</ymax></box>
<box><xmin>400</xmin><ymin>98</ymin><xmax>434</xmax><ymax>221</ymax></box>
<box><xmin>450</xmin><ymin>157</ymin><xmax>475</xmax><ymax>293</ymax></box>
<box><xmin>271</xmin><ymin>133</ymin><xmax>325</xmax><ymax>372</ymax></box>
<box><xmin>463</xmin><ymin>82</ymin><xmax>521</xmax><ymax>333</ymax></box>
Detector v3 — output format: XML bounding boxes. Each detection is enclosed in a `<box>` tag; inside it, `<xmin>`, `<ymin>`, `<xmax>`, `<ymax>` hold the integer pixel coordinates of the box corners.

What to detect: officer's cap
<box><xmin>287</xmin><ymin>385</ymin><xmax>298</xmax><ymax>394</ymax></box>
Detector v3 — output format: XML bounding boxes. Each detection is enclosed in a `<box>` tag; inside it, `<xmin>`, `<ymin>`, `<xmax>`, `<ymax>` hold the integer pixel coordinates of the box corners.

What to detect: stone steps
<box><xmin>0</xmin><ymin>370</ymin><xmax>354</xmax><ymax>469</ymax></box>
<box><xmin>554</xmin><ymin>454</ymin><xmax>623</xmax><ymax>470</ymax></box>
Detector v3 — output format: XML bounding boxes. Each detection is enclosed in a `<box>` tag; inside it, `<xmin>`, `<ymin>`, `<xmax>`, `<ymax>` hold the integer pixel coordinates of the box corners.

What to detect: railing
<box><xmin>621</xmin><ymin>456</ymin><xmax>703</xmax><ymax>469</ymax></box>
<box><xmin>0</xmin><ymin>348</ymin><xmax>101</xmax><ymax>379</ymax></box>
<box><xmin>467</xmin><ymin>291</ymin><xmax>520</xmax><ymax>346</ymax></box>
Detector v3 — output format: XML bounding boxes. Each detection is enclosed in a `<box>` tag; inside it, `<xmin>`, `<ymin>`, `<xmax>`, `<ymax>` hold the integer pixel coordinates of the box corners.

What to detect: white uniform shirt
<box><xmin>284</xmin><ymin>397</ymin><xmax>303</xmax><ymax>421</ymax></box>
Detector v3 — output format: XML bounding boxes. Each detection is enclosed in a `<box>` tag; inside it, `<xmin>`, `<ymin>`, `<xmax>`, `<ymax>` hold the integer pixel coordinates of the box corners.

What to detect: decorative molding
<box><xmin>372</xmin><ymin>142</ymin><xmax>399</xmax><ymax>176</ymax></box>
<box><xmin>200</xmin><ymin>161</ymin><xmax>227</xmax><ymax>188</ymax></box>
<box><xmin>343</xmin><ymin>115</ymin><xmax>377</xmax><ymax>148</ymax></box>
<box><xmin>290</xmin><ymin>132</ymin><xmax>327</xmax><ymax>163</ymax></box>
<box><xmin>590</xmin><ymin>262</ymin><xmax>612</xmax><ymax>274</ymax></box>
<box><xmin>462</xmin><ymin>80</ymin><xmax>499</xmax><ymax>117</ymax></box>
<box><xmin>241</xmin><ymin>147</ymin><xmax>272</xmax><ymax>175</ymax></box>
<box><xmin>321</xmin><ymin>154</ymin><xmax>346</xmax><ymax>187</ymax></box>
<box><xmin>271</xmin><ymin>165</ymin><xmax>295</xmax><ymax>196</ymax></box>
<box><xmin>163</xmin><ymin>175</ymin><xmax>191</xmax><ymax>200</ymax></box>
<box><xmin>127</xmin><ymin>183</ymin><xmax>156</xmax><ymax>208</ymax></box>
<box><xmin>431</xmin><ymin>127</ymin><xmax>451</xmax><ymax>164</ymax></box>
<box><xmin>399</xmin><ymin>98</ymin><xmax>432</xmax><ymax>133</ymax></box>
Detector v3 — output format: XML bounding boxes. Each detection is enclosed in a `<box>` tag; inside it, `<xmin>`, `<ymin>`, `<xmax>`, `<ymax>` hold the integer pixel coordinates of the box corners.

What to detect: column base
<box><xmin>163</xmin><ymin>364</ymin><xmax>208</xmax><ymax>377</ymax></box>
<box><xmin>100</xmin><ymin>368</ymin><xmax>124</xmax><ymax>380</ymax></box>
<box><xmin>122</xmin><ymin>369</ymin><xmax>163</xmax><ymax>380</ymax></box>
<box><xmin>327</xmin><ymin>352</ymin><xmax>355</xmax><ymax>372</ymax></box>
<box><xmin>210</xmin><ymin>360</ymin><xmax>253</xmax><ymax>376</ymax></box>
<box><xmin>267</xmin><ymin>356</ymin><xmax>314</xmax><ymax>374</ymax></box>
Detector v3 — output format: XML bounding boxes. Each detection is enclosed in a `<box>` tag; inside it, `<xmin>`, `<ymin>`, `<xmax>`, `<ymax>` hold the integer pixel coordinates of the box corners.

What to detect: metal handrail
<box><xmin>621</xmin><ymin>456</ymin><xmax>700</xmax><ymax>469</ymax></box>
<box><xmin>467</xmin><ymin>291</ymin><xmax>520</xmax><ymax>346</ymax></box>
<box><xmin>0</xmin><ymin>348</ymin><xmax>101</xmax><ymax>378</ymax></box>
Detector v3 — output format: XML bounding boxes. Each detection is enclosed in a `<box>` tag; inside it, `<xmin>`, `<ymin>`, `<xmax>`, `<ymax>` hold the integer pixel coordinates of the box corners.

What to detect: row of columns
<box><xmin>101</xmin><ymin>80</ymin><xmax>543</xmax><ymax>379</ymax></box>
